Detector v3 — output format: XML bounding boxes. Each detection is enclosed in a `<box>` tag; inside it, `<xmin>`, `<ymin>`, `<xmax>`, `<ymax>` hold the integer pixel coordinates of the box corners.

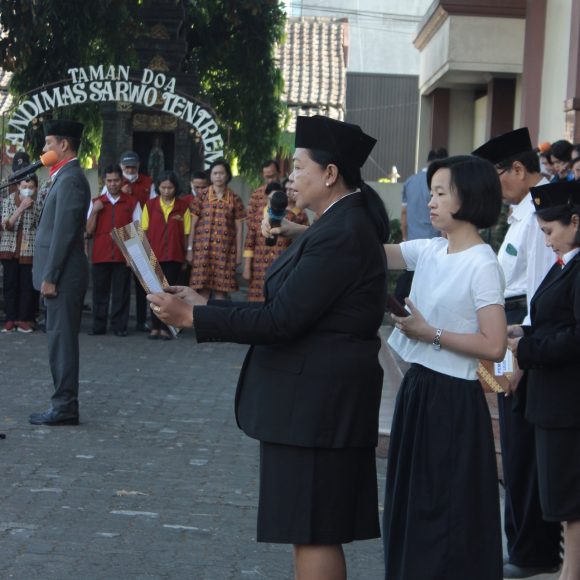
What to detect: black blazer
<box><xmin>195</xmin><ymin>193</ymin><xmax>388</xmax><ymax>448</ymax></box>
<box><xmin>517</xmin><ymin>252</ymin><xmax>580</xmax><ymax>428</ymax></box>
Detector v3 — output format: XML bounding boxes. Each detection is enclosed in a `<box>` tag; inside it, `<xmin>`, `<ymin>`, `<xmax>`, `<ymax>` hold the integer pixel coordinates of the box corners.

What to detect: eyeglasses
<box><xmin>496</xmin><ymin>168</ymin><xmax>508</xmax><ymax>177</ymax></box>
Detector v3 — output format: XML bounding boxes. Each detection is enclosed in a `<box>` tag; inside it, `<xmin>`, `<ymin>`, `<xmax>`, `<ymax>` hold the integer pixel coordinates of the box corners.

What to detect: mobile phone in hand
<box><xmin>387</xmin><ymin>294</ymin><xmax>410</xmax><ymax>317</ymax></box>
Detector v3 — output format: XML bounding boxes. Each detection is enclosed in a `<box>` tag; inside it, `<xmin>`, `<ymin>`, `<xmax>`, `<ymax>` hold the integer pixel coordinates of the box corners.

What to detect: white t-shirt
<box><xmin>388</xmin><ymin>237</ymin><xmax>506</xmax><ymax>380</ymax></box>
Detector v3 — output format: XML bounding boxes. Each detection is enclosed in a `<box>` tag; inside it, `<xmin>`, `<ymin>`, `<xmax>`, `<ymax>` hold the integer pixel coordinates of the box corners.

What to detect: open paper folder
<box><xmin>111</xmin><ymin>221</ymin><xmax>179</xmax><ymax>337</ymax></box>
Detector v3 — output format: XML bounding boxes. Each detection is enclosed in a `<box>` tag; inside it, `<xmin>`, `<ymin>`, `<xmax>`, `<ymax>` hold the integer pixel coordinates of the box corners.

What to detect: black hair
<box><xmin>427</xmin><ymin>147</ymin><xmax>448</xmax><ymax>162</ymax></box>
<box><xmin>496</xmin><ymin>149</ymin><xmax>540</xmax><ymax>174</ymax></box>
<box><xmin>54</xmin><ymin>135</ymin><xmax>81</xmax><ymax>153</ymax></box>
<box><xmin>265</xmin><ymin>181</ymin><xmax>282</xmax><ymax>195</ymax></box>
<box><xmin>427</xmin><ymin>155</ymin><xmax>502</xmax><ymax>229</ymax></box>
<box><xmin>155</xmin><ymin>170</ymin><xmax>181</xmax><ymax>197</ymax></box>
<box><xmin>307</xmin><ymin>149</ymin><xmax>390</xmax><ymax>243</ymax></box>
<box><xmin>209</xmin><ymin>158</ymin><xmax>232</xmax><ymax>184</ymax></box>
<box><xmin>102</xmin><ymin>164</ymin><xmax>123</xmax><ymax>179</ymax></box>
<box><xmin>282</xmin><ymin>177</ymin><xmax>291</xmax><ymax>189</ymax></box>
<box><xmin>536</xmin><ymin>203</ymin><xmax>580</xmax><ymax>246</ymax></box>
<box><xmin>262</xmin><ymin>159</ymin><xmax>280</xmax><ymax>173</ymax></box>
<box><xmin>550</xmin><ymin>140</ymin><xmax>573</xmax><ymax>162</ymax></box>
<box><xmin>191</xmin><ymin>170</ymin><xmax>209</xmax><ymax>181</ymax></box>
<box><xmin>19</xmin><ymin>174</ymin><xmax>38</xmax><ymax>186</ymax></box>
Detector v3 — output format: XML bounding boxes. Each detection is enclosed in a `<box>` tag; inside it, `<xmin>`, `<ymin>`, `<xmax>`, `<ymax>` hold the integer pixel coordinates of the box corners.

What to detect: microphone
<box><xmin>265</xmin><ymin>189</ymin><xmax>288</xmax><ymax>247</ymax></box>
<box><xmin>0</xmin><ymin>151</ymin><xmax>59</xmax><ymax>190</ymax></box>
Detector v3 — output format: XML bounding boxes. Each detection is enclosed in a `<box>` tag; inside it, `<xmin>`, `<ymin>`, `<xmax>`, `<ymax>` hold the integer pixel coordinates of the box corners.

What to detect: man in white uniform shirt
<box><xmin>474</xmin><ymin>128</ymin><xmax>561</xmax><ymax>579</ymax></box>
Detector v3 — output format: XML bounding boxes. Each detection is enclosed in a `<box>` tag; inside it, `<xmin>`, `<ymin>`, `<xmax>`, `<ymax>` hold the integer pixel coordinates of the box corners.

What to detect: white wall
<box><xmin>538</xmin><ymin>0</ymin><xmax>572</xmax><ymax>142</ymax></box>
<box><xmin>296</xmin><ymin>0</ymin><xmax>432</xmax><ymax>75</ymax></box>
<box><xmin>473</xmin><ymin>94</ymin><xmax>487</xmax><ymax>149</ymax></box>
<box><xmin>448</xmin><ymin>89</ymin><xmax>475</xmax><ymax>155</ymax></box>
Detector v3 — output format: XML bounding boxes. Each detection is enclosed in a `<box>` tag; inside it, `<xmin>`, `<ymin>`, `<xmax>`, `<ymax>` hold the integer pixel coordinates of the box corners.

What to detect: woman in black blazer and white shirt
<box><xmin>148</xmin><ymin>115</ymin><xmax>390</xmax><ymax>580</ymax></box>
<box><xmin>509</xmin><ymin>180</ymin><xmax>580</xmax><ymax>580</ymax></box>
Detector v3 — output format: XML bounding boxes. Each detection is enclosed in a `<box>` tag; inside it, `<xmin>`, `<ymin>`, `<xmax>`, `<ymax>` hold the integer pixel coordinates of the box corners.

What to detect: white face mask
<box><xmin>20</xmin><ymin>188</ymin><xmax>34</xmax><ymax>197</ymax></box>
<box><xmin>122</xmin><ymin>171</ymin><xmax>138</xmax><ymax>183</ymax></box>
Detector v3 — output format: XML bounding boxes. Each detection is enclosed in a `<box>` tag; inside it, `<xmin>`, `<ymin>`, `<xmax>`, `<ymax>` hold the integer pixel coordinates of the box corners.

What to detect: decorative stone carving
<box><xmin>148</xmin><ymin>55</ymin><xmax>170</xmax><ymax>72</ymax></box>
<box><xmin>133</xmin><ymin>113</ymin><xmax>178</xmax><ymax>131</ymax></box>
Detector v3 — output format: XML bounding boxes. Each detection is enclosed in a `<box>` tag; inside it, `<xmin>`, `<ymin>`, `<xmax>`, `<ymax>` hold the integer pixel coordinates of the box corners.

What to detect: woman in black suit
<box><xmin>509</xmin><ymin>180</ymin><xmax>580</xmax><ymax>580</ymax></box>
<box><xmin>148</xmin><ymin>115</ymin><xmax>390</xmax><ymax>579</ymax></box>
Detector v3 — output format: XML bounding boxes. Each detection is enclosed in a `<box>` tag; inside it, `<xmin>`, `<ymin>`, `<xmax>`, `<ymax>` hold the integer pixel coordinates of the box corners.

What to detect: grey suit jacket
<box><xmin>33</xmin><ymin>159</ymin><xmax>91</xmax><ymax>292</ymax></box>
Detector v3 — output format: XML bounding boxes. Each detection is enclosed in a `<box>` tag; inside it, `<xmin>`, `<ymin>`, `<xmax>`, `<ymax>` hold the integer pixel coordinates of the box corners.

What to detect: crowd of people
<box><xmin>1</xmin><ymin>117</ymin><xmax>580</xmax><ymax>580</ymax></box>
<box><xmin>0</xmin><ymin>152</ymin><xmax>310</xmax><ymax>339</ymax></box>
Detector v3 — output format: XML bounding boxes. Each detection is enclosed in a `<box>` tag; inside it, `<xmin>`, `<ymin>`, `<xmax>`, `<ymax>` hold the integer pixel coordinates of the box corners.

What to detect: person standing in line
<box><xmin>508</xmin><ymin>180</ymin><xmax>580</xmax><ymax>580</ymax></box>
<box><xmin>29</xmin><ymin>120</ymin><xmax>90</xmax><ymax>426</ymax></box>
<box><xmin>0</xmin><ymin>175</ymin><xmax>43</xmax><ymax>333</ymax></box>
<box><xmin>189</xmin><ymin>159</ymin><xmax>246</xmax><ymax>300</ymax></box>
<box><xmin>549</xmin><ymin>140</ymin><xmax>574</xmax><ymax>183</ymax></box>
<box><xmin>86</xmin><ymin>164</ymin><xmax>141</xmax><ymax>337</ymax></box>
<box><xmin>383</xmin><ymin>155</ymin><xmax>507</xmax><ymax>580</ymax></box>
<box><xmin>395</xmin><ymin>148</ymin><xmax>445</xmax><ymax>304</ymax></box>
<box><xmin>118</xmin><ymin>150</ymin><xmax>156</xmax><ymax>332</ymax></box>
<box><xmin>142</xmin><ymin>171</ymin><xmax>190</xmax><ymax>340</ymax></box>
<box><xmin>473</xmin><ymin>128</ymin><xmax>561</xmax><ymax>579</ymax></box>
<box><xmin>242</xmin><ymin>180</ymin><xmax>308</xmax><ymax>302</ymax></box>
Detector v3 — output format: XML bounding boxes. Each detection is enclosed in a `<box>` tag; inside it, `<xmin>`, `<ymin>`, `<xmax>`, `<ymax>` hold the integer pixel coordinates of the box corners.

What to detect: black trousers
<box><xmin>1</xmin><ymin>259</ymin><xmax>38</xmax><ymax>322</ymax></box>
<box><xmin>134</xmin><ymin>274</ymin><xmax>148</xmax><ymax>326</ymax></box>
<box><xmin>499</xmin><ymin>303</ymin><xmax>561</xmax><ymax>566</ymax></box>
<box><xmin>91</xmin><ymin>262</ymin><xmax>131</xmax><ymax>333</ymax></box>
<box><xmin>150</xmin><ymin>261</ymin><xmax>182</xmax><ymax>331</ymax></box>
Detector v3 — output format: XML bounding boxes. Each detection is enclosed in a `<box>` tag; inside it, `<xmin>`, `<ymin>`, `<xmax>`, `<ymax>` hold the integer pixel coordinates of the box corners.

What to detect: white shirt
<box><xmin>388</xmin><ymin>237</ymin><xmax>505</xmax><ymax>380</ymax></box>
<box><xmin>562</xmin><ymin>247</ymin><xmax>580</xmax><ymax>266</ymax></box>
<box><xmin>87</xmin><ymin>190</ymin><xmax>142</xmax><ymax>222</ymax></box>
<box><xmin>498</xmin><ymin>180</ymin><xmax>555</xmax><ymax>324</ymax></box>
<box><xmin>100</xmin><ymin>183</ymin><xmax>157</xmax><ymax>199</ymax></box>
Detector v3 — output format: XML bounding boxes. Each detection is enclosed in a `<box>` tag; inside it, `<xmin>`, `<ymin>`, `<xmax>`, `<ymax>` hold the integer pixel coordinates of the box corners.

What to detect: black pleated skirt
<box><xmin>383</xmin><ymin>364</ymin><xmax>502</xmax><ymax>580</ymax></box>
<box><xmin>536</xmin><ymin>424</ymin><xmax>580</xmax><ymax>522</ymax></box>
<box><xmin>257</xmin><ymin>441</ymin><xmax>380</xmax><ymax>545</ymax></box>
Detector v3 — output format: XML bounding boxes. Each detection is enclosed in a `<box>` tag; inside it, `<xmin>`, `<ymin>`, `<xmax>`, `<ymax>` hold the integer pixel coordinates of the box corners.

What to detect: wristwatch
<box><xmin>432</xmin><ymin>328</ymin><xmax>442</xmax><ymax>351</ymax></box>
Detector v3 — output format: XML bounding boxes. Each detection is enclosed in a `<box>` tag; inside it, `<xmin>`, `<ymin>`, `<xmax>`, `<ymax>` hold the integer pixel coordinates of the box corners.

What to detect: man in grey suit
<box><xmin>30</xmin><ymin>120</ymin><xmax>91</xmax><ymax>426</ymax></box>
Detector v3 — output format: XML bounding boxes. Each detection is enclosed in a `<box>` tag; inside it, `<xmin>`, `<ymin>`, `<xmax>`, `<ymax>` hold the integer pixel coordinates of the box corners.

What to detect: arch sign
<box><xmin>4</xmin><ymin>65</ymin><xmax>224</xmax><ymax>168</ymax></box>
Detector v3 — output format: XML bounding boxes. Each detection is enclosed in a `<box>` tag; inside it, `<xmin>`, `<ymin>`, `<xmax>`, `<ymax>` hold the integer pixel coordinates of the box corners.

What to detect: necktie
<box><xmin>556</xmin><ymin>256</ymin><xmax>565</xmax><ymax>268</ymax></box>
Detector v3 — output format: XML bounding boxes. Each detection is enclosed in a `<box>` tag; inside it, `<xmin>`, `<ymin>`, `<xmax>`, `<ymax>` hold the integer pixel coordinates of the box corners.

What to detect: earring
<box><xmin>325</xmin><ymin>182</ymin><xmax>330</xmax><ymax>187</ymax></box>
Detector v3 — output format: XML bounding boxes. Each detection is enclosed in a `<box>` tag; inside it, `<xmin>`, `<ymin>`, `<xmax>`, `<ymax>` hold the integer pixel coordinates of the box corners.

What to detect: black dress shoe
<box><xmin>88</xmin><ymin>329</ymin><xmax>106</xmax><ymax>336</ymax></box>
<box><xmin>29</xmin><ymin>409</ymin><xmax>79</xmax><ymax>426</ymax></box>
<box><xmin>113</xmin><ymin>330</ymin><xmax>128</xmax><ymax>337</ymax></box>
<box><xmin>503</xmin><ymin>562</ymin><xmax>561</xmax><ymax>578</ymax></box>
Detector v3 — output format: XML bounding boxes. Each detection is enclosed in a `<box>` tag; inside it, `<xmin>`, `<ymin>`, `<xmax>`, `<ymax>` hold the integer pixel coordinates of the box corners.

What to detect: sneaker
<box><xmin>17</xmin><ymin>322</ymin><xmax>33</xmax><ymax>333</ymax></box>
<box><xmin>1</xmin><ymin>321</ymin><xmax>16</xmax><ymax>333</ymax></box>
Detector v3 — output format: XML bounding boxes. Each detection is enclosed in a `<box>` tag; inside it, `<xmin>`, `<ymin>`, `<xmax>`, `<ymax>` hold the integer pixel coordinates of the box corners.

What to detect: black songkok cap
<box><xmin>531</xmin><ymin>180</ymin><xmax>580</xmax><ymax>210</ymax></box>
<box><xmin>43</xmin><ymin>120</ymin><xmax>84</xmax><ymax>139</ymax></box>
<box><xmin>295</xmin><ymin>115</ymin><xmax>376</xmax><ymax>169</ymax></box>
<box><xmin>12</xmin><ymin>151</ymin><xmax>30</xmax><ymax>173</ymax></box>
<box><xmin>472</xmin><ymin>128</ymin><xmax>533</xmax><ymax>165</ymax></box>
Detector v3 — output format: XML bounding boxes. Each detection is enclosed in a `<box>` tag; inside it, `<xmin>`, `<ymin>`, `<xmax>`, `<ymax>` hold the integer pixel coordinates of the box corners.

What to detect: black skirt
<box><xmin>536</xmin><ymin>424</ymin><xmax>580</xmax><ymax>522</ymax></box>
<box><xmin>383</xmin><ymin>364</ymin><xmax>502</xmax><ymax>580</ymax></box>
<box><xmin>257</xmin><ymin>441</ymin><xmax>380</xmax><ymax>544</ymax></box>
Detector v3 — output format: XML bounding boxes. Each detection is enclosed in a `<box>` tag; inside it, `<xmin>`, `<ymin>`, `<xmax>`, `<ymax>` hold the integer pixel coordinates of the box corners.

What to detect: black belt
<box><xmin>505</xmin><ymin>295</ymin><xmax>527</xmax><ymax>311</ymax></box>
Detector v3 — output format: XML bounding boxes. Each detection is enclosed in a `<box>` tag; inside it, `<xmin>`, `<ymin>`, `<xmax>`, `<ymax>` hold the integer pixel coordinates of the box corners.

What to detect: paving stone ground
<box><xmin>0</xmin><ymin>310</ymin><xmax>387</xmax><ymax>579</ymax></box>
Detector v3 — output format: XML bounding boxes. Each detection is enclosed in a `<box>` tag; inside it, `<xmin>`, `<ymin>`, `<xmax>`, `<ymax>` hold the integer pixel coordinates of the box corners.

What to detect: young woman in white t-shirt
<box><xmin>382</xmin><ymin>155</ymin><xmax>508</xmax><ymax>580</ymax></box>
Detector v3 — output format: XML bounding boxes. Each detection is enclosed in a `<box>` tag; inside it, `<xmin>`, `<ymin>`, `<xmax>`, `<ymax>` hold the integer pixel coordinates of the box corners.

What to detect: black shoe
<box><xmin>88</xmin><ymin>329</ymin><xmax>106</xmax><ymax>336</ymax></box>
<box><xmin>113</xmin><ymin>330</ymin><xmax>128</xmax><ymax>337</ymax></box>
<box><xmin>503</xmin><ymin>563</ymin><xmax>561</xmax><ymax>578</ymax></box>
<box><xmin>29</xmin><ymin>409</ymin><xmax>79</xmax><ymax>426</ymax></box>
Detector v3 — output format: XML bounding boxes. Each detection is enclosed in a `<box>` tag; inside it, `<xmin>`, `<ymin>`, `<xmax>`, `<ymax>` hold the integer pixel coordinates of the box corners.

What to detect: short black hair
<box><xmin>262</xmin><ymin>159</ymin><xmax>280</xmax><ymax>173</ymax></box>
<box><xmin>191</xmin><ymin>170</ymin><xmax>209</xmax><ymax>182</ymax></box>
<box><xmin>102</xmin><ymin>164</ymin><xmax>123</xmax><ymax>179</ymax></box>
<box><xmin>155</xmin><ymin>170</ymin><xmax>181</xmax><ymax>197</ymax></box>
<box><xmin>496</xmin><ymin>149</ymin><xmax>540</xmax><ymax>174</ymax></box>
<box><xmin>536</xmin><ymin>203</ymin><xmax>580</xmax><ymax>246</ymax></box>
<box><xmin>265</xmin><ymin>181</ymin><xmax>282</xmax><ymax>195</ymax></box>
<box><xmin>209</xmin><ymin>158</ymin><xmax>232</xmax><ymax>184</ymax></box>
<box><xmin>427</xmin><ymin>148</ymin><xmax>448</xmax><ymax>162</ymax></box>
<box><xmin>427</xmin><ymin>155</ymin><xmax>502</xmax><ymax>229</ymax></box>
<box><xmin>550</xmin><ymin>140</ymin><xmax>573</xmax><ymax>162</ymax></box>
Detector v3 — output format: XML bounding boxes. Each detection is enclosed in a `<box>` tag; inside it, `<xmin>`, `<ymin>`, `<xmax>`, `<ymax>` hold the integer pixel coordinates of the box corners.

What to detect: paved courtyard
<box><xmin>0</xmin><ymin>314</ymin><xmax>386</xmax><ymax>579</ymax></box>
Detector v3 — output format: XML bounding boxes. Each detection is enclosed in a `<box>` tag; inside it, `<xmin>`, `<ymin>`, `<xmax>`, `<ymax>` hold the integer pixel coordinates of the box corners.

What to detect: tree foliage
<box><xmin>185</xmin><ymin>0</ymin><xmax>286</xmax><ymax>175</ymax></box>
<box><xmin>0</xmin><ymin>0</ymin><xmax>141</xmax><ymax>163</ymax></box>
<box><xmin>0</xmin><ymin>0</ymin><xmax>286</xmax><ymax>176</ymax></box>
